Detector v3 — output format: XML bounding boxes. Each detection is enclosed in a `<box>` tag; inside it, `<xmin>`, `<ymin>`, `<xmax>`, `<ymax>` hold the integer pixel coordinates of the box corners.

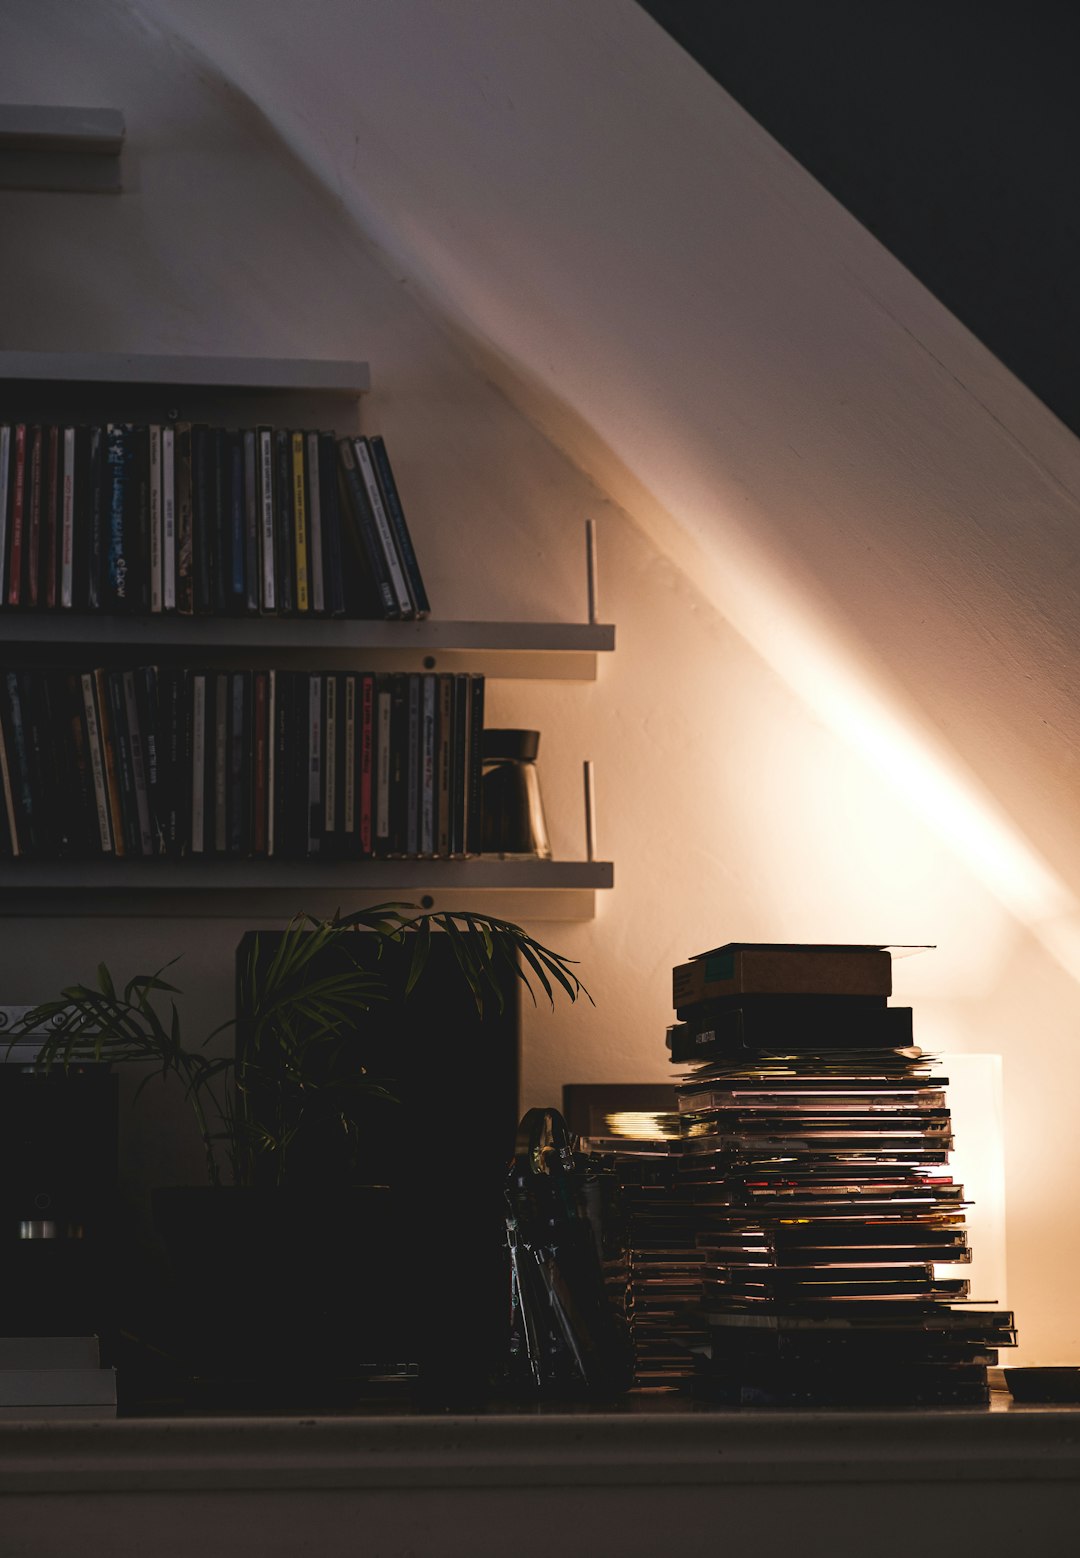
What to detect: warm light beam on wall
<box><xmin>687</xmin><ymin>522</ymin><xmax>1080</xmax><ymax>984</ymax></box>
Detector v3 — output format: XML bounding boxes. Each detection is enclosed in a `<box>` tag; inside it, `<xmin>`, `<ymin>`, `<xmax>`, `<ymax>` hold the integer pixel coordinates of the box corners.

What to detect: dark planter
<box><xmin>152</xmin><ymin>1185</ymin><xmax>419</xmax><ymax>1402</ymax></box>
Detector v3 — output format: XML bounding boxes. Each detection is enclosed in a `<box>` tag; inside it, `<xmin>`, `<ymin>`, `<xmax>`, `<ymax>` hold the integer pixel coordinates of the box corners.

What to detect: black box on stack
<box><xmin>668</xmin><ymin>942</ymin><xmax>1016</xmax><ymax>1406</ymax></box>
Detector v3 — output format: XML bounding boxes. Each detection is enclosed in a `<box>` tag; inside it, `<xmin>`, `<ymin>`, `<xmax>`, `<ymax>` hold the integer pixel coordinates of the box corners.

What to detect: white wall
<box><xmin>1</xmin><ymin>0</ymin><xmax>1078</xmax><ymax>1365</ymax></box>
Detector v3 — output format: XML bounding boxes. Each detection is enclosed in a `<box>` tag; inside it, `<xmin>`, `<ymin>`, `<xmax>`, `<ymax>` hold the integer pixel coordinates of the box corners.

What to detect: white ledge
<box><xmin>2</xmin><ymin>1405</ymin><xmax>1080</xmax><ymax>1494</ymax></box>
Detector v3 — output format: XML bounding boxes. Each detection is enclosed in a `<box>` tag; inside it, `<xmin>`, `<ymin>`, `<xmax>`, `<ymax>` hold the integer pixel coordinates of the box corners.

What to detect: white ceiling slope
<box><xmin>127</xmin><ymin>0</ymin><xmax>1080</xmax><ymax>946</ymax></box>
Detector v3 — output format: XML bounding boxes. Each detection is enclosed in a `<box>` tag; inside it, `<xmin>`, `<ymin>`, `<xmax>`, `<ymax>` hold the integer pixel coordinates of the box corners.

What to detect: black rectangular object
<box><xmin>0</xmin><ymin>1058</ymin><xmax>118</xmax><ymax>1339</ymax></box>
<box><xmin>235</xmin><ymin>929</ymin><xmax>521</xmax><ymax>1384</ymax></box>
<box><xmin>669</xmin><ymin>998</ymin><xmax>911</xmax><ymax>1058</ymax></box>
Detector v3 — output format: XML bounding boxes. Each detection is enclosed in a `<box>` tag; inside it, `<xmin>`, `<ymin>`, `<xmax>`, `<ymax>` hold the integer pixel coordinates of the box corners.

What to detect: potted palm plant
<box><xmin>18</xmin><ymin>904</ymin><xmax>589</xmax><ymax>1401</ymax></box>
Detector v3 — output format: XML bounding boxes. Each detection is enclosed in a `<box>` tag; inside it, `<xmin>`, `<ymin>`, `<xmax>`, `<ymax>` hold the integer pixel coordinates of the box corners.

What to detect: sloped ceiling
<box><xmin>639</xmin><ymin>0</ymin><xmax>1080</xmax><ymax>441</ymax></box>
<box><xmin>109</xmin><ymin>0</ymin><xmax>1080</xmax><ymax>966</ymax></box>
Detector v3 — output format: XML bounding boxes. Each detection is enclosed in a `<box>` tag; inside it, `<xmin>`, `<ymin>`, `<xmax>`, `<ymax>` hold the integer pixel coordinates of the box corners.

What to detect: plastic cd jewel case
<box><xmin>578</xmin><ymin>943</ymin><xmax>1015</xmax><ymax>1405</ymax></box>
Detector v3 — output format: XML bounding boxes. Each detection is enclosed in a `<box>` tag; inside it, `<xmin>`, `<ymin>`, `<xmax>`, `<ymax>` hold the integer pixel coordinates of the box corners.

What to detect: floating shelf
<box><xmin>0</xmin><ymin>617</ymin><xmax>615</xmax><ymax>679</ymax></box>
<box><xmin>0</xmin><ymin>352</ymin><xmax>371</xmax><ymax>394</ymax></box>
<box><xmin>0</xmin><ymin>351</ymin><xmax>615</xmax><ymax>914</ymax></box>
<box><xmin>0</xmin><ymin>106</ymin><xmax>125</xmax><ymax>194</ymax></box>
<box><xmin>0</xmin><ymin>858</ymin><xmax>614</xmax><ymax>922</ymax></box>
<box><xmin>0</xmin><ymin>354</ymin><xmax>371</xmax><ymax>431</ymax></box>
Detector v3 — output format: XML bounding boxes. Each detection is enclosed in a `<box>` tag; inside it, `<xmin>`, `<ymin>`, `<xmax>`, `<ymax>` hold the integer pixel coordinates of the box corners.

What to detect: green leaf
<box><xmin>405</xmin><ymin>916</ymin><xmax>432</xmax><ymax>996</ymax></box>
<box><xmin>516</xmin><ymin>937</ymin><xmax>554</xmax><ymax>1005</ymax></box>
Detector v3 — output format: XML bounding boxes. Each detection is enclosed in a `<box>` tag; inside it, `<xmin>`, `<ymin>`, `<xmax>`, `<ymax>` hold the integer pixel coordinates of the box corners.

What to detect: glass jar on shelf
<box><xmin>480</xmin><ymin>729</ymin><xmax>552</xmax><ymax>859</ymax></box>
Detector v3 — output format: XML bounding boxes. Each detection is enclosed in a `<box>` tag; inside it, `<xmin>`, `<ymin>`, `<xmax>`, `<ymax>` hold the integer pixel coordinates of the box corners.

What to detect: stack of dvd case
<box><xmin>666</xmin><ymin>943</ymin><xmax>1016</xmax><ymax>1406</ymax></box>
<box><xmin>580</xmin><ymin>1110</ymin><xmax>708</xmax><ymax>1390</ymax></box>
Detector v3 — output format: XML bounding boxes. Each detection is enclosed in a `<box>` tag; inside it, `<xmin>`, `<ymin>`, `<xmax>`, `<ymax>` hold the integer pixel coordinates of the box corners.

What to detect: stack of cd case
<box><xmin>665</xmin><ymin>943</ymin><xmax>1017</xmax><ymax>1406</ymax></box>
<box><xmin>576</xmin><ymin>1110</ymin><xmax>708</xmax><ymax>1390</ymax></box>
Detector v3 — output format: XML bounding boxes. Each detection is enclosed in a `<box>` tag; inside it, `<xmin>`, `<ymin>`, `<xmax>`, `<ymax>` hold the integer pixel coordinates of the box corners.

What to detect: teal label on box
<box><xmin>704</xmin><ymin>951</ymin><xmax>735</xmax><ymax>983</ymax></box>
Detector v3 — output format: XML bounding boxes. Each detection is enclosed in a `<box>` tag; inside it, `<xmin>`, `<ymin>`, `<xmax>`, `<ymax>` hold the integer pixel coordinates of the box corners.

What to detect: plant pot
<box><xmin>152</xmin><ymin>1185</ymin><xmax>418</xmax><ymax>1402</ymax></box>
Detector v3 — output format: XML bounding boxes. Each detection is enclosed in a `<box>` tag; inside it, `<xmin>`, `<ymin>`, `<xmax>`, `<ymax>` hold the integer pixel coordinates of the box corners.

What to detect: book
<box><xmin>228</xmin><ymin>670</ymin><xmax>249</xmax><ymax>856</ymax></box>
<box><xmin>375</xmin><ymin>675</ymin><xmax>392</xmax><ymax>852</ymax></box>
<box><xmin>44</xmin><ymin>423</ymin><xmax>60</xmax><ymax>609</ymax></box>
<box><xmin>318</xmin><ymin>430</ymin><xmax>346</xmax><ymax>617</ymax></box>
<box><xmin>86</xmin><ymin>425</ymin><xmax>106</xmax><ymax>612</ymax></box>
<box><xmin>104</xmin><ymin>424</ymin><xmax>133</xmax><ymax>611</ymax></box>
<box><xmin>449</xmin><ymin>673</ymin><xmax>469</xmax><ymax>857</ymax></box>
<box><xmin>158</xmin><ymin>667</ymin><xmax>190</xmax><ymax>857</ymax></box>
<box><xmin>353</xmin><ymin>435</ymin><xmax>412</xmax><ymax>617</ymax></box>
<box><xmin>465</xmin><ymin>673</ymin><xmax>485</xmax><ymax>856</ymax></box>
<box><xmin>0</xmin><ymin>702</ymin><xmax>19</xmax><ymax>857</ymax></box>
<box><xmin>132</xmin><ymin>422</ymin><xmax>152</xmax><ymax>613</ymax></box>
<box><xmin>213</xmin><ymin>670</ymin><xmax>228</xmax><ymax>854</ymax></box>
<box><xmin>174</xmin><ymin>422</ymin><xmax>194</xmax><ymax>615</ymax></box>
<box><xmin>368</xmin><ymin>433</ymin><xmax>431</xmax><ymax>617</ymax></box>
<box><xmin>105</xmin><ymin>669</ymin><xmax>138</xmax><ymax>855</ymax></box>
<box><xmin>359</xmin><ymin>671</ymin><xmax>374</xmax><ymax>857</ymax></box>
<box><xmin>388</xmin><ymin>672</ymin><xmax>408</xmax><ymax>855</ymax></box>
<box><xmin>265</xmin><ymin>668</ymin><xmax>276</xmax><ymax>858</ymax></box>
<box><xmin>274</xmin><ymin>428</ymin><xmax>294</xmax><ymax>615</ymax></box>
<box><xmin>60</xmin><ymin>426</ymin><xmax>76</xmax><ymax>610</ymax></box>
<box><xmin>58</xmin><ymin>671</ymin><xmax>96</xmax><ymax>855</ymax></box>
<box><xmin>148</xmin><ymin>423</ymin><xmax>162</xmax><ymax>613</ymax></box>
<box><xmin>123</xmin><ymin>668</ymin><xmax>155</xmax><ymax>856</ymax></box>
<box><xmin>0</xmin><ymin>758</ymin><xmax>9</xmax><ymax>858</ymax></box>
<box><xmin>134</xmin><ymin>665</ymin><xmax>164</xmax><ymax>856</ymax></box>
<box><xmin>406</xmin><ymin>672</ymin><xmax>420</xmax><ymax>856</ymax></box>
<box><xmin>80</xmin><ymin>672</ymin><xmax>112</xmax><ymax>854</ymax></box>
<box><xmin>257</xmin><ymin>426</ymin><xmax>275</xmax><ymax>613</ymax></box>
<box><xmin>211</xmin><ymin>426</ymin><xmax>229</xmax><ymax>615</ymax></box>
<box><xmin>243</xmin><ymin>427</ymin><xmax>259</xmax><ymax>615</ymax></box>
<box><xmin>0</xmin><ymin>423</ymin><xmax>10</xmax><ymax>603</ymax></box>
<box><xmin>291</xmin><ymin>430</ymin><xmax>309</xmax><ymax>613</ymax></box>
<box><xmin>421</xmin><ymin>672</ymin><xmax>436</xmax><ymax>855</ymax></box>
<box><xmin>36</xmin><ymin>672</ymin><xmax>74</xmax><ymax>854</ymax></box>
<box><xmin>668</xmin><ymin>1001</ymin><xmax>913</xmax><ymax>1058</ymax></box>
<box><xmin>307</xmin><ymin>673</ymin><xmax>322</xmax><ymax>854</ymax></box>
<box><xmin>271</xmin><ymin>670</ymin><xmax>297</xmax><ymax>858</ymax></box>
<box><xmin>162</xmin><ymin>425</ymin><xmax>176</xmax><ymax>612</ymax></box>
<box><xmin>190</xmin><ymin>424</ymin><xmax>211</xmax><ymax>614</ymax></box>
<box><xmin>322</xmin><ymin>672</ymin><xmax>339</xmax><ymax>853</ymax></box>
<box><xmin>673</xmin><ymin>944</ymin><xmax>894</xmax><ymax>1009</ymax></box>
<box><xmin>22</xmin><ymin>672</ymin><xmax>58</xmax><ymax>854</ymax></box>
<box><xmin>25</xmin><ymin>424</ymin><xmax>43</xmax><ymax>608</ymax></box>
<box><xmin>1</xmin><ymin>671</ymin><xmax>35</xmax><ymax>853</ymax></box>
<box><xmin>253</xmin><ymin>670</ymin><xmax>269</xmax><ymax>856</ymax></box>
<box><xmin>227</xmin><ymin>428</ymin><xmax>246</xmax><ymax>613</ymax></box>
<box><xmin>436</xmin><ymin>674</ymin><xmax>452</xmax><ymax>858</ymax></box>
<box><xmin>342</xmin><ymin>673</ymin><xmax>357</xmax><ymax>856</ymax></box>
<box><xmin>337</xmin><ymin>437</ymin><xmax>395</xmax><ymax>617</ymax></box>
<box><xmin>190</xmin><ymin>671</ymin><xmax>207</xmax><ymax>853</ymax></box>
<box><xmin>6</xmin><ymin>424</ymin><xmax>26</xmax><ymax>605</ymax></box>
<box><xmin>306</xmin><ymin>429</ymin><xmax>325</xmax><ymax>614</ymax></box>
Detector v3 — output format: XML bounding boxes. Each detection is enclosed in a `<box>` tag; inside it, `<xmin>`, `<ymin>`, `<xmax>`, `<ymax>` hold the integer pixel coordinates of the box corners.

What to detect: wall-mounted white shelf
<box><xmin>0</xmin><ymin>354</ymin><xmax>371</xmax><ymax>432</ymax></box>
<box><xmin>0</xmin><ymin>616</ymin><xmax>615</xmax><ymax>679</ymax></box>
<box><xmin>0</xmin><ymin>106</ymin><xmax>124</xmax><ymax>194</ymax></box>
<box><xmin>0</xmin><ymin>858</ymin><xmax>613</xmax><ymax>922</ymax></box>
<box><xmin>0</xmin><ymin>350</ymin><xmax>615</xmax><ymax>916</ymax></box>
<box><xmin>0</xmin><ymin>352</ymin><xmax>371</xmax><ymax>394</ymax></box>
